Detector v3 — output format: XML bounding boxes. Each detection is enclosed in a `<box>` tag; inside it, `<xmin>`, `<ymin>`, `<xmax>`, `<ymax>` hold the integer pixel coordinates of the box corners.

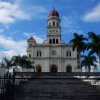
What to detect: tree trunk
<box><xmin>88</xmin><ymin>66</ymin><xmax>90</xmax><ymax>73</ymax></box>
<box><xmin>77</xmin><ymin>52</ymin><xmax>81</xmax><ymax>70</ymax></box>
<box><xmin>99</xmin><ymin>55</ymin><xmax>100</xmax><ymax>68</ymax></box>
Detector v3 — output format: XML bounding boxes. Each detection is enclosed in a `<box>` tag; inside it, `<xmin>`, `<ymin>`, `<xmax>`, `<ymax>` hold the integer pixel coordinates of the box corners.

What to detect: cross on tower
<box><xmin>52</xmin><ymin>0</ymin><xmax>55</xmax><ymax>9</ymax></box>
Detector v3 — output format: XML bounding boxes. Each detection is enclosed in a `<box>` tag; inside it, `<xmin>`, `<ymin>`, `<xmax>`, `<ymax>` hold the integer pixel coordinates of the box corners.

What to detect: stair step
<box><xmin>14</xmin><ymin>76</ymin><xmax>100</xmax><ymax>100</ymax></box>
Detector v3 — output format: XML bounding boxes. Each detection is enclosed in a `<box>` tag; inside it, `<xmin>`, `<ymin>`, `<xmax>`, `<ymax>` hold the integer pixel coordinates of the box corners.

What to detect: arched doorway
<box><xmin>36</xmin><ymin>65</ymin><xmax>42</xmax><ymax>72</ymax></box>
<box><xmin>66</xmin><ymin>66</ymin><xmax>72</xmax><ymax>72</ymax></box>
<box><xmin>50</xmin><ymin>65</ymin><xmax>58</xmax><ymax>72</ymax></box>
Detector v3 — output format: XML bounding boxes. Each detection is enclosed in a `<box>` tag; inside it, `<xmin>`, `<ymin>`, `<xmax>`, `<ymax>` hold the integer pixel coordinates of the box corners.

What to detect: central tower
<box><xmin>27</xmin><ymin>7</ymin><xmax>79</xmax><ymax>73</ymax></box>
<box><xmin>47</xmin><ymin>8</ymin><xmax>61</xmax><ymax>44</ymax></box>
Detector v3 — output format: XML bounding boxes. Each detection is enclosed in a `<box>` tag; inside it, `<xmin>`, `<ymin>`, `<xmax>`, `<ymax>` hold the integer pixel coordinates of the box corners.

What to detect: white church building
<box><xmin>27</xmin><ymin>8</ymin><xmax>79</xmax><ymax>72</ymax></box>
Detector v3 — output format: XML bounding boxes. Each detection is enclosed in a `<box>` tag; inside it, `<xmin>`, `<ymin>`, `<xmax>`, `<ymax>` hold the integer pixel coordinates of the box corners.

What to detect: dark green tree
<box><xmin>12</xmin><ymin>55</ymin><xmax>33</xmax><ymax>69</ymax></box>
<box><xmin>87</xmin><ymin>32</ymin><xmax>100</xmax><ymax>68</ymax></box>
<box><xmin>70</xmin><ymin>33</ymin><xmax>88</xmax><ymax>68</ymax></box>
<box><xmin>81</xmin><ymin>54</ymin><xmax>97</xmax><ymax>72</ymax></box>
<box><xmin>12</xmin><ymin>55</ymin><xmax>22</xmax><ymax>67</ymax></box>
<box><xmin>3</xmin><ymin>57</ymin><xmax>14</xmax><ymax>72</ymax></box>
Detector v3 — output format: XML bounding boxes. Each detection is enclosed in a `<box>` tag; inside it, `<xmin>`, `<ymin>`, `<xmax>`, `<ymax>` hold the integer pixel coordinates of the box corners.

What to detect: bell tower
<box><xmin>47</xmin><ymin>8</ymin><xmax>61</xmax><ymax>44</ymax></box>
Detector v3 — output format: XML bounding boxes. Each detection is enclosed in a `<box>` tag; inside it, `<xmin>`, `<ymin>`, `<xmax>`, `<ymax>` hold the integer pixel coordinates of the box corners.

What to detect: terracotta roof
<box><xmin>49</xmin><ymin>8</ymin><xmax>59</xmax><ymax>18</ymax></box>
<box><xmin>27</xmin><ymin>37</ymin><xmax>36</xmax><ymax>42</ymax></box>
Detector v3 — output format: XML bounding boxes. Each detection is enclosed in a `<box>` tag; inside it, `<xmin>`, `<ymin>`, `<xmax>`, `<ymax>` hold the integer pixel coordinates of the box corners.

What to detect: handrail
<box><xmin>15</xmin><ymin>72</ymin><xmax>100</xmax><ymax>76</ymax></box>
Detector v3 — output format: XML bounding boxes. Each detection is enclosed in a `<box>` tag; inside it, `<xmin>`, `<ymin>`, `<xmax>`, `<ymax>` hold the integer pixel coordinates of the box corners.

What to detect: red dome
<box><xmin>49</xmin><ymin>9</ymin><xmax>59</xmax><ymax>18</ymax></box>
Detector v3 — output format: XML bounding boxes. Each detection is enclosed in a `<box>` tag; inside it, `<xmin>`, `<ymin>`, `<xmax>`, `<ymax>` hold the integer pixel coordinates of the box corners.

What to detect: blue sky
<box><xmin>0</xmin><ymin>0</ymin><xmax>100</xmax><ymax>61</ymax></box>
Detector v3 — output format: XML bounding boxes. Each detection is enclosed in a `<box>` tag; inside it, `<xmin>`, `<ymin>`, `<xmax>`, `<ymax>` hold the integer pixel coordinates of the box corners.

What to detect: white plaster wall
<box><xmin>27</xmin><ymin>44</ymin><xmax>79</xmax><ymax>72</ymax></box>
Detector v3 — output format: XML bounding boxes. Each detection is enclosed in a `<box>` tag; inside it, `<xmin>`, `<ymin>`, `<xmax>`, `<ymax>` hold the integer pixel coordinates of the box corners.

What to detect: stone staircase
<box><xmin>14</xmin><ymin>74</ymin><xmax>100</xmax><ymax>100</ymax></box>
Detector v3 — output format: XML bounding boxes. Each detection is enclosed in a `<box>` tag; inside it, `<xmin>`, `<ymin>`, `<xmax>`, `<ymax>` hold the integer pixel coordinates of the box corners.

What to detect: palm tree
<box><xmin>21</xmin><ymin>55</ymin><xmax>33</xmax><ymax>69</ymax></box>
<box><xmin>87</xmin><ymin>32</ymin><xmax>100</xmax><ymax>68</ymax></box>
<box><xmin>81</xmin><ymin>54</ymin><xmax>97</xmax><ymax>72</ymax></box>
<box><xmin>3</xmin><ymin>57</ymin><xmax>14</xmax><ymax>72</ymax></box>
<box><xmin>3</xmin><ymin>55</ymin><xmax>33</xmax><ymax>73</ymax></box>
<box><xmin>70</xmin><ymin>33</ymin><xmax>88</xmax><ymax>68</ymax></box>
<box><xmin>12</xmin><ymin>55</ymin><xmax>22</xmax><ymax>67</ymax></box>
<box><xmin>12</xmin><ymin>55</ymin><xmax>33</xmax><ymax>69</ymax></box>
<box><xmin>20</xmin><ymin>55</ymin><xmax>27</xmax><ymax>68</ymax></box>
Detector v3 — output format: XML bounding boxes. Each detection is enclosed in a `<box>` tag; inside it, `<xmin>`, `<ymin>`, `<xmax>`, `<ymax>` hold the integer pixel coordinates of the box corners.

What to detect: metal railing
<box><xmin>0</xmin><ymin>72</ymin><xmax>100</xmax><ymax>100</ymax></box>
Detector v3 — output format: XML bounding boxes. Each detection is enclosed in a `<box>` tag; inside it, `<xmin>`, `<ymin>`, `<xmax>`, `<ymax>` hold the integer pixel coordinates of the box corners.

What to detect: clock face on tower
<box><xmin>51</xmin><ymin>50</ymin><xmax>56</xmax><ymax>55</ymax></box>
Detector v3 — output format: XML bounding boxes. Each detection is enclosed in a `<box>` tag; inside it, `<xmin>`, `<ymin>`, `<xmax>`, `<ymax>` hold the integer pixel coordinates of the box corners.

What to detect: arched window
<box><xmin>69</xmin><ymin>52</ymin><xmax>71</xmax><ymax>57</ymax></box>
<box><xmin>49</xmin><ymin>23</ymin><xmax>51</xmax><ymax>26</ymax></box>
<box><xmin>53</xmin><ymin>39</ymin><xmax>55</xmax><ymax>44</ymax></box>
<box><xmin>77</xmin><ymin>54</ymin><xmax>79</xmax><ymax>58</ymax></box>
<box><xmin>37</xmin><ymin>50</ymin><xmax>42</xmax><ymax>57</ymax></box>
<box><xmin>66</xmin><ymin>51</ymin><xmax>71</xmax><ymax>57</ymax></box>
<box><xmin>66</xmin><ymin>52</ymin><xmax>68</xmax><ymax>56</ymax></box>
<box><xmin>49</xmin><ymin>39</ymin><xmax>52</xmax><ymax>44</ymax></box>
<box><xmin>29</xmin><ymin>54</ymin><xmax>31</xmax><ymax>58</ymax></box>
<box><xmin>56</xmin><ymin>39</ymin><xmax>58</xmax><ymax>44</ymax></box>
<box><xmin>40</xmin><ymin>51</ymin><xmax>41</xmax><ymax>56</ymax></box>
<box><xmin>53</xmin><ymin>22</ymin><xmax>55</xmax><ymax>26</ymax></box>
<box><xmin>37</xmin><ymin>52</ymin><xmax>39</xmax><ymax>56</ymax></box>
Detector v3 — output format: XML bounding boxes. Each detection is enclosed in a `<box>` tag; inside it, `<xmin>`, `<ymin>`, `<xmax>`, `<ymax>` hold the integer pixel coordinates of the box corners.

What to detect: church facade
<box><xmin>27</xmin><ymin>9</ymin><xmax>79</xmax><ymax>72</ymax></box>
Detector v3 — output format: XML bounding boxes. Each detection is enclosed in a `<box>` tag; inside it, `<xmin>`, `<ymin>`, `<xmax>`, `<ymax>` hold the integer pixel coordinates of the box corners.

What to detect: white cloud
<box><xmin>28</xmin><ymin>6</ymin><xmax>47</xmax><ymax>19</ymax></box>
<box><xmin>0</xmin><ymin>50</ymin><xmax>17</xmax><ymax>59</ymax></box>
<box><xmin>62</xmin><ymin>16</ymin><xmax>82</xmax><ymax>34</ymax></box>
<box><xmin>15</xmin><ymin>0</ymin><xmax>23</xmax><ymax>5</ymax></box>
<box><xmin>0</xmin><ymin>28</ymin><xmax>5</xmax><ymax>33</ymax></box>
<box><xmin>0</xmin><ymin>32</ymin><xmax>44</xmax><ymax>60</ymax></box>
<box><xmin>0</xmin><ymin>1</ymin><xmax>47</xmax><ymax>26</ymax></box>
<box><xmin>33</xmin><ymin>35</ymin><xmax>44</xmax><ymax>44</ymax></box>
<box><xmin>0</xmin><ymin>1</ymin><xmax>31</xmax><ymax>25</ymax></box>
<box><xmin>83</xmin><ymin>3</ymin><xmax>100</xmax><ymax>22</ymax></box>
<box><xmin>0</xmin><ymin>35</ymin><xmax>27</xmax><ymax>60</ymax></box>
<box><xmin>23</xmin><ymin>32</ymin><xmax>44</xmax><ymax>44</ymax></box>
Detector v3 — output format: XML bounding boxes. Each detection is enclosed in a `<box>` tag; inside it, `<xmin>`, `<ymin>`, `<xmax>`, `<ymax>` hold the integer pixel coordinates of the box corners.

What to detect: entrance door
<box><xmin>66</xmin><ymin>66</ymin><xmax>72</xmax><ymax>72</ymax></box>
<box><xmin>36</xmin><ymin>66</ymin><xmax>42</xmax><ymax>72</ymax></box>
<box><xmin>50</xmin><ymin>65</ymin><xmax>58</xmax><ymax>72</ymax></box>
